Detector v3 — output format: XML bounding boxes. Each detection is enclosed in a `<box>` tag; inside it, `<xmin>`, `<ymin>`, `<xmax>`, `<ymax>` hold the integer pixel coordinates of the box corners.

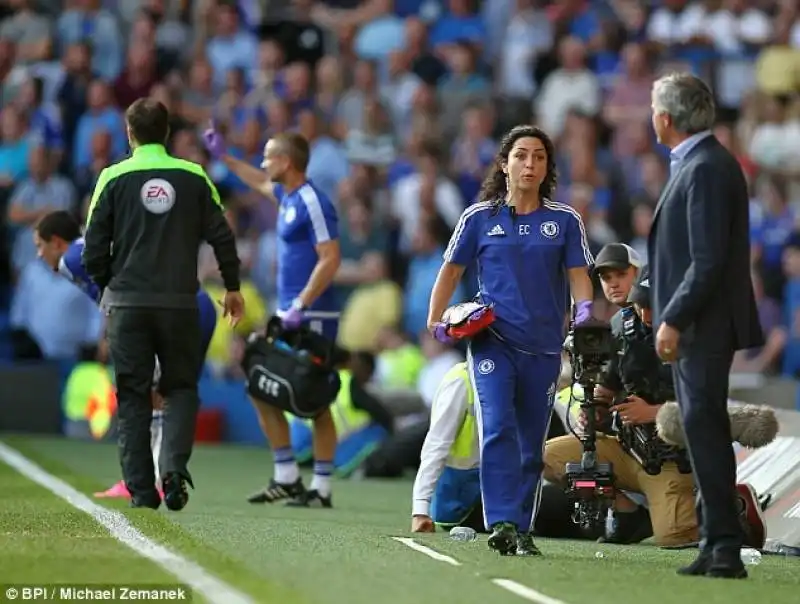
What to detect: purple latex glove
<box><xmin>431</xmin><ymin>322</ymin><xmax>456</xmax><ymax>344</ymax></box>
<box><xmin>574</xmin><ymin>300</ymin><xmax>593</xmax><ymax>325</ymax></box>
<box><xmin>202</xmin><ymin>120</ymin><xmax>226</xmax><ymax>160</ymax></box>
<box><xmin>280</xmin><ymin>307</ymin><xmax>304</xmax><ymax>330</ymax></box>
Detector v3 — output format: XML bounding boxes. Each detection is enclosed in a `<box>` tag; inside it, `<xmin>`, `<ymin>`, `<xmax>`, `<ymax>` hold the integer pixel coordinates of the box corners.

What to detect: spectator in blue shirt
<box><xmin>751</xmin><ymin>176</ymin><xmax>795</xmax><ymax>303</ymax></box>
<box><xmin>429</xmin><ymin>0</ymin><xmax>486</xmax><ymax>50</ymax></box>
<box><xmin>205</xmin><ymin>1</ymin><xmax>259</xmax><ymax>90</ymax></box>
<box><xmin>404</xmin><ymin>216</ymin><xmax>463</xmax><ymax>339</ymax></box>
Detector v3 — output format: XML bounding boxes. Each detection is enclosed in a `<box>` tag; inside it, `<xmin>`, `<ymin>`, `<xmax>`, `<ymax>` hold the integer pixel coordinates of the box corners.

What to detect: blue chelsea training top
<box><xmin>274</xmin><ymin>180</ymin><xmax>340</xmax><ymax>313</ymax></box>
<box><xmin>444</xmin><ymin>199</ymin><xmax>593</xmax><ymax>354</ymax></box>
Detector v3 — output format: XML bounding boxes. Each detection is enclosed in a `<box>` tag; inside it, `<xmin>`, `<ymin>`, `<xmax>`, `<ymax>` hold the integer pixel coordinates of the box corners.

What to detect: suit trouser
<box><xmin>543</xmin><ymin>435</ymin><xmax>698</xmax><ymax>545</ymax></box>
<box><xmin>672</xmin><ymin>342</ymin><xmax>741</xmax><ymax>552</ymax></box>
<box><xmin>107</xmin><ymin>305</ymin><xmax>202</xmax><ymax>500</ymax></box>
<box><xmin>468</xmin><ymin>336</ymin><xmax>561</xmax><ymax>531</ymax></box>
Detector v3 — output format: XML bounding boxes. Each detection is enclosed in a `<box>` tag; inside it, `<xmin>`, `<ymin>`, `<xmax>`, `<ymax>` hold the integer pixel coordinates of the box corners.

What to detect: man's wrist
<box><xmin>291</xmin><ymin>297</ymin><xmax>306</xmax><ymax>311</ymax></box>
<box><xmin>412</xmin><ymin>500</ymin><xmax>431</xmax><ymax>517</ymax></box>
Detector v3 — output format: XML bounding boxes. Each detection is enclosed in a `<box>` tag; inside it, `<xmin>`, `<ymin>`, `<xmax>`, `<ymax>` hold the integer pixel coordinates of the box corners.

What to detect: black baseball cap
<box><xmin>627</xmin><ymin>265</ymin><xmax>650</xmax><ymax>307</ymax></box>
<box><xmin>592</xmin><ymin>243</ymin><xmax>643</xmax><ymax>274</ymax></box>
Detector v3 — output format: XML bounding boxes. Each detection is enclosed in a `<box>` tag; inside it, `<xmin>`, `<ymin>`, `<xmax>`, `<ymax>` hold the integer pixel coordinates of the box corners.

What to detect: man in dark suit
<box><xmin>647</xmin><ymin>73</ymin><xmax>763</xmax><ymax>579</ymax></box>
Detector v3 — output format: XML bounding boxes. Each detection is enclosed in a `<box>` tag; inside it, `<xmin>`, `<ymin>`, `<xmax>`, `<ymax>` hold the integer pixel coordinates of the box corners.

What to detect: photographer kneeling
<box><xmin>543</xmin><ymin>264</ymin><xmax>699</xmax><ymax>546</ymax></box>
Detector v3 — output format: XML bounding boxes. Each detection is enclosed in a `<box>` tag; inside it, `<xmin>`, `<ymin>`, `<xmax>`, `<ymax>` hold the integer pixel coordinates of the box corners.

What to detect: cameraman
<box><xmin>544</xmin><ymin>263</ymin><xmax>699</xmax><ymax>545</ymax></box>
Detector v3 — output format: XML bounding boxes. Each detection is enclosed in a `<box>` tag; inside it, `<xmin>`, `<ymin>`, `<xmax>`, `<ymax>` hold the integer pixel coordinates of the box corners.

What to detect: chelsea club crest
<box><xmin>540</xmin><ymin>221</ymin><xmax>559</xmax><ymax>239</ymax></box>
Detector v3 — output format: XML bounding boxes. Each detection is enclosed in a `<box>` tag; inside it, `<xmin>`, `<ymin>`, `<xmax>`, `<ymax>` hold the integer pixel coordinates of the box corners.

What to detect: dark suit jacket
<box><xmin>647</xmin><ymin>135</ymin><xmax>763</xmax><ymax>353</ymax></box>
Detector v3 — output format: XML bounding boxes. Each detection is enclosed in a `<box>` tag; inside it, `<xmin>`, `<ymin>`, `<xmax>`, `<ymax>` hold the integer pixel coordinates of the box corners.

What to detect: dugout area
<box><xmin>0</xmin><ymin>435</ymin><xmax>798</xmax><ymax>604</ymax></box>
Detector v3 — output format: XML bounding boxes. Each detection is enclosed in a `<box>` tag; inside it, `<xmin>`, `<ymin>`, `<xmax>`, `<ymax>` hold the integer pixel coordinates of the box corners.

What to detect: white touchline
<box><xmin>492</xmin><ymin>579</ymin><xmax>567</xmax><ymax>604</ymax></box>
<box><xmin>391</xmin><ymin>537</ymin><xmax>462</xmax><ymax>566</ymax></box>
<box><xmin>0</xmin><ymin>442</ymin><xmax>255</xmax><ymax>604</ymax></box>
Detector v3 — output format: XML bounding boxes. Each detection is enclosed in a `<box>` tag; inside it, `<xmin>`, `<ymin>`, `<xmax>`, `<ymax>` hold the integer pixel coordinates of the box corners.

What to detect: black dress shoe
<box><xmin>677</xmin><ymin>551</ymin><xmax>712</xmax><ymax>576</ymax></box>
<box><xmin>706</xmin><ymin>564</ymin><xmax>748</xmax><ymax>579</ymax></box>
<box><xmin>706</xmin><ymin>549</ymin><xmax>748</xmax><ymax>579</ymax></box>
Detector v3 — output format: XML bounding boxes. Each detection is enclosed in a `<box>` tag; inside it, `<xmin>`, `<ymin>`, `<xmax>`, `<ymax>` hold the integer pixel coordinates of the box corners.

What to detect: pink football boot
<box><xmin>93</xmin><ymin>480</ymin><xmax>131</xmax><ymax>499</ymax></box>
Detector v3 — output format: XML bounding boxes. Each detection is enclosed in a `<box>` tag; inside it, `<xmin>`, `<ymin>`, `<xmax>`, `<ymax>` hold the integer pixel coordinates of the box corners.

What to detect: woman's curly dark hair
<box><xmin>477</xmin><ymin>125</ymin><xmax>557</xmax><ymax>205</ymax></box>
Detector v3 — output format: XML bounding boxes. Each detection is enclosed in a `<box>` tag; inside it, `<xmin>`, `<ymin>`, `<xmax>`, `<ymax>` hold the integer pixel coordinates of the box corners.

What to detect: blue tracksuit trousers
<box><xmin>468</xmin><ymin>335</ymin><xmax>561</xmax><ymax>532</ymax></box>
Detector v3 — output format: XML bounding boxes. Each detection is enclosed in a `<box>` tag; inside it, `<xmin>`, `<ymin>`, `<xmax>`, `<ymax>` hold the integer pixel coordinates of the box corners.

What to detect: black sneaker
<box><xmin>488</xmin><ymin>522</ymin><xmax>518</xmax><ymax>556</ymax></box>
<box><xmin>162</xmin><ymin>473</ymin><xmax>189</xmax><ymax>512</ymax></box>
<box><xmin>247</xmin><ymin>478</ymin><xmax>306</xmax><ymax>504</ymax></box>
<box><xmin>285</xmin><ymin>489</ymin><xmax>332</xmax><ymax>508</ymax></box>
<box><xmin>516</xmin><ymin>533</ymin><xmax>542</xmax><ymax>557</ymax></box>
<box><xmin>599</xmin><ymin>507</ymin><xmax>653</xmax><ymax>544</ymax></box>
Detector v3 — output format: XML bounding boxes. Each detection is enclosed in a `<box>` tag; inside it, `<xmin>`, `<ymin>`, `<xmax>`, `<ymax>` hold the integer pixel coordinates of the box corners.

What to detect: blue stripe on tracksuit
<box><xmin>467</xmin><ymin>337</ymin><xmax>560</xmax><ymax>531</ymax></box>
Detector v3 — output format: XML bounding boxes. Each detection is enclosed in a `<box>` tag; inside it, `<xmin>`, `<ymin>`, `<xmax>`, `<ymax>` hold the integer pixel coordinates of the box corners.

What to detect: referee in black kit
<box><xmin>82</xmin><ymin>98</ymin><xmax>243</xmax><ymax>511</ymax></box>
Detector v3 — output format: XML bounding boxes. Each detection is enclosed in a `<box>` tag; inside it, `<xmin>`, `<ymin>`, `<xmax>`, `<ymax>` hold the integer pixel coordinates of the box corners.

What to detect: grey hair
<box><xmin>652</xmin><ymin>73</ymin><xmax>716</xmax><ymax>134</ymax></box>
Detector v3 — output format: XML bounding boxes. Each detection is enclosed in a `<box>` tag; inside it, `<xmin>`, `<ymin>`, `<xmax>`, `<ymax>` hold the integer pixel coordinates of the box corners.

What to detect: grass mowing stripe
<box><xmin>15</xmin><ymin>437</ymin><xmax>516</xmax><ymax>604</ymax></box>
<box><xmin>2</xmin><ymin>436</ymin><xmax>306</xmax><ymax>604</ymax></box>
<box><xmin>0</xmin><ymin>463</ymin><xmax>179</xmax><ymax>585</ymax></box>
<box><xmin>0</xmin><ymin>441</ymin><xmax>255</xmax><ymax>604</ymax></box>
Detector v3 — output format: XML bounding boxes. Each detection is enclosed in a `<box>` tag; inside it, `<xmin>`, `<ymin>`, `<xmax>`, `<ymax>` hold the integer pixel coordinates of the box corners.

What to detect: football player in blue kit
<box><xmin>428</xmin><ymin>125</ymin><xmax>595</xmax><ymax>556</ymax></box>
<box><xmin>203</xmin><ymin>125</ymin><xmax>342</xmax><ymax>508</ymax></box>
<box><xmin>33</xmin><ymin>210</ymin><xmax>218</xmax><ymax>500</ymax></box>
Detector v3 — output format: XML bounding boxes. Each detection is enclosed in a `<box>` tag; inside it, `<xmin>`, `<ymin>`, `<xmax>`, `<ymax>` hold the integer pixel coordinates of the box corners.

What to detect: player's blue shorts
<box><xmin>197</xmin><ymin>290</ymin><xmax>217</xmax><ymax>357</ymax></box>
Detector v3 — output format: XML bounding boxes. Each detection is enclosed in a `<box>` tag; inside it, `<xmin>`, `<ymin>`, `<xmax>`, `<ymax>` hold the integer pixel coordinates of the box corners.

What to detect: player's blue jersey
<box><xmin>59</xmin><ymin>238</ymin><xmax>103</xmax><ymax>303</ymax></box>
<box><xmin>59</xmin><ymin>239</ymin><xmax>217</xmax><ymax>351</ymax></box>
<box><xmin>444</xmin><ymin>199</ymin><xmax>593</xmax><ymax>354</ymax></box>
<box><xmin>274</xmin><ymin>180</ymin><xmax>339</xmax><ymax>312</ymax></box>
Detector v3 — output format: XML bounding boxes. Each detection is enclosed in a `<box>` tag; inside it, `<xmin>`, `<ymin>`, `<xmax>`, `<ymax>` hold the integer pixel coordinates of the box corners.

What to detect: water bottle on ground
<box><xmin>449</xmin><ymin>526</ymin><xmax>478</xmax><ymax>542</ymax></box>
<box><xmin>740</xmin><ymin>547</ymin><xmax>762</xmax><ymax>566</ymax></box>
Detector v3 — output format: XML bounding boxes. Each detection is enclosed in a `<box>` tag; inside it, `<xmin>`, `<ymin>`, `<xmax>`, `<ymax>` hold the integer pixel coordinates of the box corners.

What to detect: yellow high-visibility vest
<box><xmin>62</xmin><ymin>362</ymin><xmax>117</xmax><ymax>439</ymax></box>
<box><xmin>555</xmin><ymin>383</ymin><xmax>584</xmax><ymax>424</ymax></box>
<box><xmin>328</xmin><ymin>370</ymin><xmax>372</xmax><ymax>439</ymax></box>
<box><xmin>444</xmin><ymin>362</ymin><xmax>478</xmax><ymax>469</ymax></box>
<box><xmin>287</xmin><ymin>370</ymin><xmax>372</xmax><ymax>440</ymax></box>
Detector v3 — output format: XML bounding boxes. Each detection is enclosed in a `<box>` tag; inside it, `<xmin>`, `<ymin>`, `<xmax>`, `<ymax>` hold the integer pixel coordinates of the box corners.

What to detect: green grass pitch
<box><xmin>0</xmin><ymin>435</ymin><xmax>798</xmax><ymax>604</ymax></box>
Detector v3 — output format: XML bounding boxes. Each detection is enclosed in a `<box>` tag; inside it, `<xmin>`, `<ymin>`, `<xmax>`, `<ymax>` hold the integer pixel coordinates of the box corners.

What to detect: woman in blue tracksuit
<box><xmin>427</xmin><ymin>125</ymin><xmax>595</xmax><ymax>556</ymax></box>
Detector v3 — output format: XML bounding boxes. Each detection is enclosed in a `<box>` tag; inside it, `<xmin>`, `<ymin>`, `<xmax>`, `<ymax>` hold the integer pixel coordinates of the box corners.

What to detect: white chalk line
<box><xmin>492</xmin><ymin>578</ymin><xmax>568</xmax><ymax>604</ymax></box>
<box><xmin>391</xmin><ymin>537</ymin><xmax>462</xmax><ymax>566</ymax></box>
<box><xmin>392</xmin><ymin>536</ymin><xmax>569</xmax><ymax>604</ymax></box>
<box><xmin>0</xmin><ymin>441</ymin><xmax>255</xmax><ymax>604</ymax></box>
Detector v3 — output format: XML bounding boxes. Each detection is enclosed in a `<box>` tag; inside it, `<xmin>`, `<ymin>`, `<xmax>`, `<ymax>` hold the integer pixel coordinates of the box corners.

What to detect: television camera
<box><xmin>562</xmin><ymin>318</ymin><xmax>617</xmax><ymax>532</ymax></box>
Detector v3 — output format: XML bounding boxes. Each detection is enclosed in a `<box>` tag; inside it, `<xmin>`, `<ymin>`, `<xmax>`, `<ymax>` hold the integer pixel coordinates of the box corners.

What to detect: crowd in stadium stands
<box><xmin>2</xmin><ymin>0</ymin><xmax>800</xmax><ymax>409</ymax></box>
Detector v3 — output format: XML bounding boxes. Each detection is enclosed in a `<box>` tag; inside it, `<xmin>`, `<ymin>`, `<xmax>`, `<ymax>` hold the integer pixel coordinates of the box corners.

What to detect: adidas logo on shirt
<box><xmin>487</xmin><ymin>225</ymin><xmax>505</xmax><ymax>237</ymax></box>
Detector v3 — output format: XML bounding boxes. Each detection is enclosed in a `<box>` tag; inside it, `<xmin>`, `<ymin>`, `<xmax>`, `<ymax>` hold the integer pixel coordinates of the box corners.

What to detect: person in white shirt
<box><xmin>533</xmin><ymin>36</ymin><xmax>600</xmax><ymax>138</ymax></box>
<box><xmin>411</xmin><ymin>362</ymin><xmax>483</xmax><ymax>532</ymax></box>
